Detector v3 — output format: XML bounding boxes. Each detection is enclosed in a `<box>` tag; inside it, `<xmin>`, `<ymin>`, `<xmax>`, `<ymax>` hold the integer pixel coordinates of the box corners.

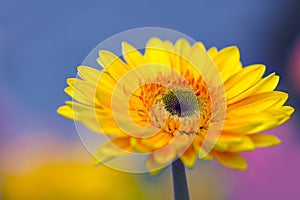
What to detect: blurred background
<box><xmin>0</xmin><ymin>0</ymin><xmax>300</xmax><ymax>199</ymax></box>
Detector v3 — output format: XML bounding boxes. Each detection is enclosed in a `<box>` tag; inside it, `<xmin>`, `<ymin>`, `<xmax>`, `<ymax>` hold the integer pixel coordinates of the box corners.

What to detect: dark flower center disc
<box><xmin>162</xmin><ymin>90</ymin><xmax>199</xmax><ymax>117</ymax></box>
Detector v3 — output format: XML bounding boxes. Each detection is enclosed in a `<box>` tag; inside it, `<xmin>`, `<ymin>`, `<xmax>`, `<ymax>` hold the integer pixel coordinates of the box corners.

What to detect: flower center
<box><xmin>162</xmin><ymin>90</ymin><xmax>199</xmax><ymax>117</ymax></box>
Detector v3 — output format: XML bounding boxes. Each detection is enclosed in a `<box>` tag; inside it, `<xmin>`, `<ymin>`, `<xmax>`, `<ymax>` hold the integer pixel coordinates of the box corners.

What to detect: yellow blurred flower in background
<box><xmin>2</xmin><ymin>164</ymin><xmax>144</xmax><ymax>200</ymax></box>
<box><xmin>58</xmin><ymin>37</ymin><xmax>294</xmax><ymax>173</ymax></box>
<box><xmin>0</xmin><ymin>134</ymin><xmax>147</xmax><ymax>200</ymax></box>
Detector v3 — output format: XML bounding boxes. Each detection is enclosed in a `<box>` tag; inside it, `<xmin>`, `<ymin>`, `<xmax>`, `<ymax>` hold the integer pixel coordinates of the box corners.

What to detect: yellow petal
<box><xmin>95</xmin><ymin>72</ymin><xmax>117</xmax><ymax>108</ymax></box>
<box><xmin>250</xmin><ymin>134</ymin><xmax>281</xmax><ymax>147</ymax></box>
<box><xmin>213</xmin><ymin>151</ymin><xmax>248</xmax><ymax>170</ymax></box>
<box><xmin>65</xmin><ymin>78</ymin><xmax>97</xmax><ymax>106</ymax></box>
<box><xmin>186</xmin><ymin>42</ymin><xmax>211</xmax><ymax>80</ymax></box>
<box><xmin>153</xmin><ymin>146</ymin><xmax>177</xmax><ymax>165</ymax></box>
<box><xmin>144</xmin><ymin>37</ymin><xmax>172</xmax><ymax>66</ymax></box>
<box><xmin>97</xmin><ymin>50</ymin><xmax>122</xmax><ymax>68</ymax></box>
<box><xmin>97</xmin><ymin>50</ymin><xmax>129</xmax><ymax>80</ymax></box>
<box><xmin>212</xmin><ymin>133</ymin><xmax>244</xmax><ymax>152</ymax></box>
<box><xmin>223</xmin><ymin>111</ymin><xmax>289</xmax><ymax>134</ymax></box>
<box><xmin>57</xmin><ymin>104</ymin><xmax>74</xmax><ymax>120</ymax></box>
<box><xmin>253</xmin><ymin>73</ymin><xmax>280</xmax><ymax>94</ymax></box>
<box><xmin>141</xmin><ymin>132</ymin><xmax>172</xmax><ymax>149</ymax></box>
<box><xmin>213</xmin><ymin>140</ymin><xmax>230</xmax><ymax>151</ymax></box>
<box><xmin>199</xmin><ymin>152</ymin><xmax>214</xmax><ymax>161</ymax></box>
<box><xmin>280</xmin><ymin>106</ymin><xmax>295</xmax><ymax>116</ymax></box>
<box><xmin>96</xmin><ymin>114</ymin><xmax>130</xmax><ymax>137</ymax></box>
<box><xmin>57</xmin><ymin>101</ymin><xmax>102</xmax><ymax>134</ymax></box>
<box><xmin>175</xmin><ymin>38</ymin><xmax>191</xmax><ymax>57</ymax></box>
<box><xmin>193</xmin><ymin>136</ymin><xmax>214</xmax><ymax>160</ymax></box>
<box><xmin>130</xmin><ymin>137</ymin><xmax>153</xmax><ymax>153</ymax></box>
<box><xmin>226</xmin><ymin>91</ymin><xmax>288</xmax><ymax>117</ymax></box>
<box><xmin>228</xmin><ymin>73</ymin><xmax>280</xmax><ymax>104</ymax></box>
<box><xmin>163</xmin><ymin>40</ymin><xmax>175</xmax><ymax>52</ymax></box>
<box><xmin>196</xmin><ymin>42</ymin><xmax>206</xmax><ymax>51</ymax></box>
<box><xmin>60</xmin><ymin>101</ymin><xmax>126</xmax><ymax>137</ymax></box>
<box><xmin>265</xmin><ymin>108</ymin><xmax>292</xmax><ymax>127</ymax></box>
<box><xmin>77</xmin><ymin>66</ymin><xmax>102</xmax><ymax>83</ymax></box>
<box><xmin>213</xmin><ymin>46</ymin><xmax>242</xmax><ymax>81</ymax></box>
<box><xmin>218</xmin><ymin>133</ymin><xmax>243</xmax><ymax>144</ymax></box>
<box><xmin>179</xmin><ymin>146</ymin><xmax>198</xmax><ymax>168</ymax></box>
<box><xmin>225</xmin><ymin>64</ymin><xmax>266</xmax><ymax>99</ymax></box>
<box><xmin>192</xmin><ymin>135</ymin><xmax>202</xmax><ymax>151</ymax></box>
<box><xmin>173</xmin><ymin>39</ymin><xmax>192</xmax><ymax>74</ymax></box>
<box><xmin>146</xmin><ymin>154</ymin><xmax>167</xmax><ymax>175</ymax></box>
<box><xmin>207</xmin><ymin>47</ymin><xmax>218</xmax><ymax>58</ymax></box>
<box><xmin>94</xmin><ymin>138</ymin><xmax>131</xmax><ymax>165</ymax></box>
<box><xmin>228</xmin><ymin>136</ymin><xmax>255</xmax><ymax>152</ymax></box>
<box><xmin>122</xmin><ymin>42</ymin><xmax>145</xmax><ymax>67</ymax></box>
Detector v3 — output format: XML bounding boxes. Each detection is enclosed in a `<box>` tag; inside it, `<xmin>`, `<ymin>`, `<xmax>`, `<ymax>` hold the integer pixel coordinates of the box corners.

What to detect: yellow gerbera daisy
<box><xmin>57</xmin><ymin>37</ymin><xmax>294</xmax><ymax>174</ymax></box>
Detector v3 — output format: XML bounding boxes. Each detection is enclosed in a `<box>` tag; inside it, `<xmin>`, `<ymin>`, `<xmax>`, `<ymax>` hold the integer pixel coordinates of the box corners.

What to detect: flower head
<box><xmin>58</xmin><ymin>38</ymin><xmax>294</xmax><ymax>174</ymax></box>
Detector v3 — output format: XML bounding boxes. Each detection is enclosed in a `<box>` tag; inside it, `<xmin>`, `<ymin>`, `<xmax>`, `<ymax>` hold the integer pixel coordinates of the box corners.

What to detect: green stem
<box><xmin>172</xmin><ymin>158</ymin><xmax>190</xmax><ymax>200</ymax></box>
